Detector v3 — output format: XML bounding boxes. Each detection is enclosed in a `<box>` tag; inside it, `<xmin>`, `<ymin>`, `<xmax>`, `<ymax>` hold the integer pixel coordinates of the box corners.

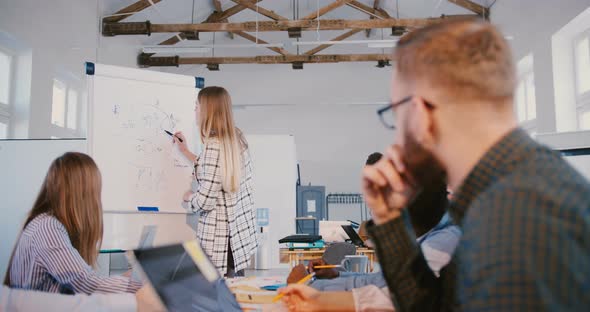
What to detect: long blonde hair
<box><xmin>198</xmin><ymin>86</ymin><xmax>246</xmax><ymax>193</ymax></box>
<box><xmin>4</xmin><ymin>152</ymin><xmax>103</xmax><ymax>285</ymax></box>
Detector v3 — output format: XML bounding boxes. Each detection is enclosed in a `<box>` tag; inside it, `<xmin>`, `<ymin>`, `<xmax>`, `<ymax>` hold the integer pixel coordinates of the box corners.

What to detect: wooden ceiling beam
<box><xmin>447</xmin><ymin>0</ymin><xmax>489</xmax><ymax>18</ymax></box>
<box><xmin>139</xmin><ymin>53</ymin><xmax>393</xmax><ymax>66</ymax></box>
<box><xmin>302</xmin><ymin>0</ymin><xmax>355</xmax><ymax>20</ymax></box>
<box><xmin>232</xmin><ymin>31</ymin><xmax>291</xmax><ymax>55</ymax></box>
<box><xmin>347</xmin><ymin>1</ymin><xmax>390</xmax><ymax>19</ymax></box>
<box><xmin>155</xmin><ymin>1</ymin><xmax>262</xmax><ymax>45</ymax></box>
<box><xmin>158</xmin><ymin>34</ymin><xmax>186</xmax><ymax>45</ymax></box>
<box><xmin>216</xmin><ymin>0</ymin><xmax>292</xmax><ymax>55</ymax></box>
<box><xmin>227</xmin><ymin>1</ymin><xmax>293</xmax><ymax>56</ymax></box>
<box><xmin>215</xmin><ymin>1</ymin><xmax>260</xmax><ymax>21</ymax></box>
<box><xmin>365</xmin><ymin>0</ymin><xmax>381</xmax><ymax>37</ymax></box>
<box><xmin>103</xmin><ymin>0</ymin><xmax>162</xmax><ymax>23</ymax></box>
<box><xmin>304</xmin><ymin>29</ymin><xmax>363</xmax><ymax>56</ymax></box>
<box><xmin>104</xmin><ymin>18</ymin><xmax>451</xmax><ymax>35</ymax></box>
<box><xmin>230</xmin><ymin>0</ymin><xmax>289</xmax><ymax>21</ymax></box>
<box><xmin>212</xmin><ymin>0</ymin><xmax>234</xmax><ymax>39</ymax></box>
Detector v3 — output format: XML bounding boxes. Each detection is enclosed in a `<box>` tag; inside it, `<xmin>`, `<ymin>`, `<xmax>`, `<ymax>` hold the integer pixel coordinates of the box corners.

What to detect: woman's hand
<box><xmin>122</xmin><ymin>269</ymin><xmax>134</xmax><ymax>278</ymax></box>
<box><xmin>136</xmin><ymin>285</ymin><xmax>166</xmax><ymax>312</ymax></box>
<box><xmin>173</xmin><ymin>131</ymin><xmax>189</xmax><ymax>152</ymax></box>
<box><xmin>279</xmin><ymin>284</ymin><xmax>321</xmax><ymax>312</ymax></box>
<box><xmin>183</xmin><ymin>190</ymin><xmax>194</xmax><ymax>202</ymax></box>
<box><xmin>174</xmin><ymin>131</ymin><xmax>197</xmax><ymax>163</ymax></box>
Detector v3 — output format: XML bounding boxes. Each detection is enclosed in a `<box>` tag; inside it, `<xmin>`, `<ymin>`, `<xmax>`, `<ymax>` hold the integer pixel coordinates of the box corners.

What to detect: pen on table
<box><xmin>272</xmin><ymin>272</ymin><xmax>315</xmax><ymax>303</ymax></box>
<box><xmin>164</xmin><ymin>130</ymin><xmax>183</xmax><ymax>142</ymax></box>
<box><xmin>313</xmin><ymin>265</ymin><xmax>342</xmax><ymax>269</ymax></box>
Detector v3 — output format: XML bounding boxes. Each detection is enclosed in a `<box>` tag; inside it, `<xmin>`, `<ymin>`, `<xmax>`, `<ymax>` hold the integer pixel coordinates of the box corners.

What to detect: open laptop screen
<box><xmin>341</xmin><ymin>225</ymin><xmax>365</xmax><ymax>247</ymax></box>
<box><xmin>133</xmin><ymin>242</ymin><xmax>241</xmax><ymax>312</ymax></box>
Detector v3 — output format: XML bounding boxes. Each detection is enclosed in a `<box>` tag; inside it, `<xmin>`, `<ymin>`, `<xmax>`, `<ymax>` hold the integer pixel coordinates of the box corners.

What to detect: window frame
<box><xmin>515</xmin><ymin>53</ymin><xmax>537</xmax><ymax>132</ymax></box>
<box><xmin>0</xmin><ymin>114</ymin><xmax>8</xmax><ymax>136</ymax></box>
<box><xmin>0</xmin><ymin>46</ymin><xmax>15</xmax><ymax>137</ymax></box>
<box><xmin>51</xmin><ymin>77</ymin><xmax>80</xmax><ymax>132</ymax></box>
<box><xmin>574</xmin><ymin>29</ymin><xmax>590</xmax><ymax>130</ymax></box>
<box><xmin>51</xmin><ymin>78</ymin><xmax>67</xmax><ymax>128</ymax></box>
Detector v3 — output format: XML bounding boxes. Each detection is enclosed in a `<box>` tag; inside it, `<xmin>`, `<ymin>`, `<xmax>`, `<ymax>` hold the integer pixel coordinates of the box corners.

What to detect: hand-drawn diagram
<box><xmin>110</xmin><ymin>99</ymin><xmax>192</xmax><ymax>193</ymax></box>
<box><xmin>92</xmin><ymin>72</ymin><xmax>198</xmax><ymax>213</ymax></box>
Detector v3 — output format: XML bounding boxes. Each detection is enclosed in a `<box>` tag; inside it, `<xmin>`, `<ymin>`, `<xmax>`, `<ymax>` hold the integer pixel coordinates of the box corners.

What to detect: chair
<box><xmin>322</xmin><ymin>242</ymin><xmax>357</xmax><ymax>265</ymax></box>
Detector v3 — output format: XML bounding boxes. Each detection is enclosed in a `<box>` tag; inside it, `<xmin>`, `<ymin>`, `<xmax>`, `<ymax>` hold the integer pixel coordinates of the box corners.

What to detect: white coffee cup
<box><xmin>341</xmin><ymin>255</ymin><xmax>369</xmax><ymax>273</ymax></box>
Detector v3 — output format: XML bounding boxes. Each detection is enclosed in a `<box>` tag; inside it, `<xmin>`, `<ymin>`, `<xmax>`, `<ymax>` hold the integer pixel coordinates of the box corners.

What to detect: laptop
<box><xmin>129</xmin><ymin>225</ymin><xmax>158</xmax><ymax>280</ymax></box>
<box><xmin>341</xmin><ymin>225</ymin><xmax>366</xmax><ymax>248</ymax></box>
<box><xmin>319</xmin><ymin>220</ymin><xmax>350</xmax><ymax>243</ymax></box>
<box><xmin>132</xmin><ymin>240</ymin><xmax>242</xmax><ymax>312</ymax></box>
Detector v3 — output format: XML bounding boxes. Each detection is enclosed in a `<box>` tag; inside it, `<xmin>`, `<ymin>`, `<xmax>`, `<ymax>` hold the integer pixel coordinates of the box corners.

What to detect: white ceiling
<box><xmin>100</xmin><ymin>0</ymin><xmax>493</xmax><ymax>55</ymax></box>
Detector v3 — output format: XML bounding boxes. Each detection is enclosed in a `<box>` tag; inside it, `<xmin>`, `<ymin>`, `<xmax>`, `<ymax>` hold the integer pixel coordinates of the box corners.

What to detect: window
<box><xmin>0</xmin><ymin>50</ymin><xmax>11</xmax><ymax>106</ymax></box>
<box><xmin>0</xmin><ymin>49</ymin><xmax>12</xmax><ymax>138</ymax></box>
<box><xmin>51</xmin><ymin>78</ymin><xmax>80</xmax><ymax>130</ymax></box>
<box><xmin>0</xmin><ymin>121</ymin><xmax>7</xmax><ymax>137</ymax></box>
<box><xmin>51</xmin><ymin>79</ymin><xmax>66</xmax><ymax>127</ymax></box>
<box><xmin>552</xmin><ymin>7</ymin><xmax>590</xmax><ymax>132</ymax></box>
<box><xmin>515</xmin><ymin>54</ymin><xmax>536</xmax><ymax>128</ymax></box>
<box><xmin>579</xmin><ymin>110</ymin><xmax>590</xmax><ymax>130</ymax></box>
<box><xmin>67</xmin><ymin>89</ymin><xmax>78</xmax><ymax>130</ymax></box>
<box><xmin>575</xmin><ymin>36</ymin><xmax>590</xmax><ymax>96</ymax></box>
<box><xmin>575</xmin><ymin>32</ymin><xmax>590</xmax><ymax>130</ymax></box>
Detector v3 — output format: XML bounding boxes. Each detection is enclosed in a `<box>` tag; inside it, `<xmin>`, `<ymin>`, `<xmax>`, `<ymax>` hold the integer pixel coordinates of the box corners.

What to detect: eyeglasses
<box><xmin>377</xmin><ymin>96</ymin><xmax>435</xmax><ymax>130</ymax></box>
<box><xmin>377</xmin><ymin>96</ymin><xmax>412</xmax><ymax>130</ymax></box>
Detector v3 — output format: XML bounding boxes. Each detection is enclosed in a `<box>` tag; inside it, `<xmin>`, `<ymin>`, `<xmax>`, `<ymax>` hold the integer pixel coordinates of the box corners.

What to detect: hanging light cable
<box><xmin>316</xmin><ymin>0</ymin><xmax>320</xmax><ymax>42</ymax></box>
<box><xmin>255</xmin><ymin>0</ymin><xmax>259</xmax><ymax>44</ymax></box>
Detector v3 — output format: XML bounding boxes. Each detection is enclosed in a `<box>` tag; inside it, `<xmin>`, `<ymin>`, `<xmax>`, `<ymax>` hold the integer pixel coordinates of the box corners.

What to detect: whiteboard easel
<box><xmin>87</xmin><ymin>63</ymin><xmax>201</xmax><ymax>213</ymax></box>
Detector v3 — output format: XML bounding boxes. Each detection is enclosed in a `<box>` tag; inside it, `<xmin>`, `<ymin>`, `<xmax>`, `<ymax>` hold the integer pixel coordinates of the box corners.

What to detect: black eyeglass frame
<box><xmin>377</xmin><ymin>96</ymin><xmax>435</xmax><ymax>129</ymax></box>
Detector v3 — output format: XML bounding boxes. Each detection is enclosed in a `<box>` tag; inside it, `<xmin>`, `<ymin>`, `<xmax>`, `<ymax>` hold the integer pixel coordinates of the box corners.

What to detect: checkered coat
<box><xmin>187</xmin><ymin>137</ymin><xmax>258</xmax><ymax>275</ymax></box>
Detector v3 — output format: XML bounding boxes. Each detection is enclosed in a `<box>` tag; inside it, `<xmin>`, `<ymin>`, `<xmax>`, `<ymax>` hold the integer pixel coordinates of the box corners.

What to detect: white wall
<box><xmin>235</xmin><ymin>103</ymin><xmax>392</xmax><ymax>194</ymax></box>
<box><xmin>0</xmin><ymin>0</ymin><xmax>151</xmax><ymax>140</ymax></box>
<box><xmin>200</xmin><ymin>62</ymin><xmax>393</xmax><ymax>195</ymax></box>
<box><xmin>0</xmin><ymin>0</ymin><xmax>101</xmax><ymax>139</ymax></box>
<box><xmin>491</xmin><ymin>0</ymin><xmax>590</xmax><ymax>133</ymax></box>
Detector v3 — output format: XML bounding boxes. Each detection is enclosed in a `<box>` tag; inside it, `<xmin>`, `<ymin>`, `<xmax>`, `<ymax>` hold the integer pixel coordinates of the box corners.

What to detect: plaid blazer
<box><xmin>187</xmin><ymin>137</ymin><xmax>258</xmax><ymax>274</ymax></box>
<box><xmin>368</xmin><ymin>128</ymin><xmax>590</xmax><ymax>311</ymax></box>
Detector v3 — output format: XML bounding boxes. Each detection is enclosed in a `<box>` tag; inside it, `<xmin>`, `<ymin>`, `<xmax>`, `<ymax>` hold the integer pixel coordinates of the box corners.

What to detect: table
<box><xmin>226</xmin><ymin>276</ymin><xmax>286</xmax><ymax>311</ymax></box>
<box><xmin>280</xmin><ymin>247</ymin><xmax>376</xmax><ymax>272</ymax></box>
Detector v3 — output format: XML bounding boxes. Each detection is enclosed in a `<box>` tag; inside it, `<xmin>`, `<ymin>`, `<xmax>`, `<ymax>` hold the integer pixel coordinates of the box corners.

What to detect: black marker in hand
<box><xmin>164</xmin><ymin>130</ymin><xmax>183</xmax><ymax>142</ymax></box>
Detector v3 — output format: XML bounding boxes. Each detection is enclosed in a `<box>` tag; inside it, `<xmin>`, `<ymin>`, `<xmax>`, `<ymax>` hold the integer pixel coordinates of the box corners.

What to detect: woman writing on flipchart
<box><xmin>173</xmin><ymin>86</ymin><xmax>257</xmax><ymax>277</ymax></box>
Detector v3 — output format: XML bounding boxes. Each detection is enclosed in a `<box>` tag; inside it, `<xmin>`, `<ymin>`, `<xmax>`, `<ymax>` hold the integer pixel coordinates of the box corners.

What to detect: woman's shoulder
<box><xmin>24</xmin><ymin>213</ymin><xmax>68</xmax><ymax>238</ymax></box>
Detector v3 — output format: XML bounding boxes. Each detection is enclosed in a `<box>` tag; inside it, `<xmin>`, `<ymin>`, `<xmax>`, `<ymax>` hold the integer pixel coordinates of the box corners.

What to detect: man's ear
<box><xmin>409</xmin><ymin>97</ymin><xmax>437</xmax><ymax>149</ymax></box>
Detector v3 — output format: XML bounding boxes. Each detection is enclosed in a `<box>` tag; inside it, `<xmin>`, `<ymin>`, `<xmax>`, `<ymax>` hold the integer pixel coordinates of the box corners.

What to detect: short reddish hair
<box><xmin>394</xmin><ymin>18</ymin><xmax>516</xmax><ymax>104</ymax></box>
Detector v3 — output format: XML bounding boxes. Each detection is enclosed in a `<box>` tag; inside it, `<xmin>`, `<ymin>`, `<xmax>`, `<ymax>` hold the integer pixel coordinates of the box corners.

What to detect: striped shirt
<box><xmin>8</xmin><ymin>213</ymin><xmax>141</xmax><ymax>294</ymax></box>
<box><xmin>368</xmin><ymin>128</ymin><xmax>590</xmax><ymax>311</ymax></box>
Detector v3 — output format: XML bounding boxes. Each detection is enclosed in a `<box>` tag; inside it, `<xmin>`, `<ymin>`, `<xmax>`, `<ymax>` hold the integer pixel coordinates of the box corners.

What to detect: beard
<box><xmin>402</xmin><ymin>130</ymin><xmax>447</xmax><ymax>190</ymax></box>
<box><xmin>400</xmin><ymin>128</ymin><xmax>449</xmax><ymax>233</ymax></box>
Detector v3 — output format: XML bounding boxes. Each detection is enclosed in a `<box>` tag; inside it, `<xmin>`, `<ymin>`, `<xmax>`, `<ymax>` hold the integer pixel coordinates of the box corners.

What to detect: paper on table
<box><xmin>226</xmin><ymin>276</ymin><xmax>286</xmax><ymax>289</ymax></box>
